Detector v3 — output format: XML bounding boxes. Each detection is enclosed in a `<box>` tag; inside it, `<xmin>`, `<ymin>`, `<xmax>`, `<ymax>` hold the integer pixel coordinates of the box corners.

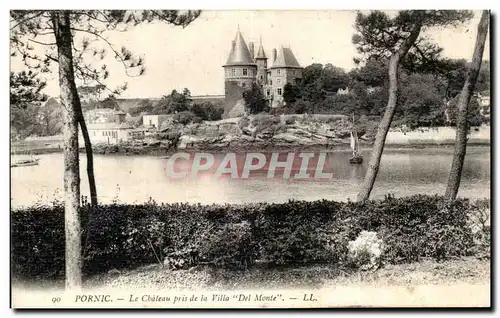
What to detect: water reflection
<box><xmin>10</xmin><ymin>147</ymin><xmax>490</xmax><ymax>208</ymax></box>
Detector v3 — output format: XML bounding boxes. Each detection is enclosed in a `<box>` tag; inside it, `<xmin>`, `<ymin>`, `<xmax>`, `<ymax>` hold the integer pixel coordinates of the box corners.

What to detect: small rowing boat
<box><xmin>11</xmin><ymin>149</ymin><xmax>40</xmax><ymax>168</ymax></box>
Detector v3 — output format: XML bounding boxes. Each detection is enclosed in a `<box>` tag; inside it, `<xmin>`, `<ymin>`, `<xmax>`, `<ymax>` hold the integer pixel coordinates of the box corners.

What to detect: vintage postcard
<box><xmin>10</xmin><ymin>9</ymin><xmax>491</xmax><ymax>309</ymax></box>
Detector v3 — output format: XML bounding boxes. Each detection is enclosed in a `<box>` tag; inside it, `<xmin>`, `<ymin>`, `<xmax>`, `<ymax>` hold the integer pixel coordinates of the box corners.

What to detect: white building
<box><xmin>143</xmin><ymin>114</ymin><xmax>173</xmax><ymax>129</ymax></box>
<box><xmin>85</xmin><ymin>108</ymin><xmax>134</xmax><ymax>144</ymax></box>
<box><xmin>87</xmin><ymin>122</ymin><xmax>134</xmax><ymax>144</ymax></box>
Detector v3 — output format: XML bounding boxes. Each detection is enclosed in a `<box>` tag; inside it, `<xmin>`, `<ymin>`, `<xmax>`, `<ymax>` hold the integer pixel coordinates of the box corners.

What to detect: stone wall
<box><xmin>385</xmin><ymin>126</ymin><xmax>490</xmax><ymax>145</ymax></box>
<box><xmin>224</xmin><ymin>81</ymin><xmax>251</xmax><ymax>117</ymax></box>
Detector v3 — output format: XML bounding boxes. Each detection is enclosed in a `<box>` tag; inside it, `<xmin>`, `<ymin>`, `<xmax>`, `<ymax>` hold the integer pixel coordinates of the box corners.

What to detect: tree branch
<box><xmin>70</xmin><ymin>27</ymin><xmax>143</xmax><ymax>77</ymax></box>
<box><xmin>45</xmin><ymin>54</ymin><xmax>58</xmax><ymax>62</ymax></box>
<box><xmin>29</xmin><ymin>38</ymin><xmax>57</xmax><ymax>46</ymax></box>
<box><xmin>10</xmin><ymin>11</ymin><xmax>45</xmax><ymax>30</ymax></box>
<box><xmin>73</xmin><ymin>63</ymin><xmax>125</xmax><ymax>96</ymax></box>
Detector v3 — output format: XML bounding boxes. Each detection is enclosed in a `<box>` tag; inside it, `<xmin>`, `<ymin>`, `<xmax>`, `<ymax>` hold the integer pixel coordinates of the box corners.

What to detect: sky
<box><xmin>10</xmin><ymin>10</ymin><xmax>490</xmax><ymax>99</ymax></box>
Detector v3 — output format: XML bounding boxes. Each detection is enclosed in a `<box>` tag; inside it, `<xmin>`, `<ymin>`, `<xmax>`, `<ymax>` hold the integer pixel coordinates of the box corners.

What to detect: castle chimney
<box><xmin>249</xmin><ymin>42</ymin><xmax>254</xmax><ymax>59</ymax></box>
<box><xmin>272</xmin><ymin>48</ymin><xmax>277</xmax><ymax>62</ymax></box>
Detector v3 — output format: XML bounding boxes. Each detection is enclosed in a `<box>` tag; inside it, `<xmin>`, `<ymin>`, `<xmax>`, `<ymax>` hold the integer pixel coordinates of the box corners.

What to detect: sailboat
<box><xmin>349</xmin><ymin>115</ymin><xmax>363</xmax><ymax>164</ymax></box>
<box><xmin>11</xmin><ymin>149</ymin><xmax>39</xmax><ymax>168</ymax></box>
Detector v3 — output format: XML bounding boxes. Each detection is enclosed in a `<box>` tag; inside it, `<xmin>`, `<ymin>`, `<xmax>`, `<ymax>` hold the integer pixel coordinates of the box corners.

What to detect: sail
<box><xmin>353</xmin><ymin>131</ymin><xmax>359</xmax><ymax>153</ymax></box>
<box><xmin>350</xmin><ymin>132</ymin><xmax>355</xmax><ymax>151</ymax></box>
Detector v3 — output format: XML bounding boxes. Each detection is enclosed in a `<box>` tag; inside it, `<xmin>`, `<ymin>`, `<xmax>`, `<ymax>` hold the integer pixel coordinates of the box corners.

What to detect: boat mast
<box><xmin>352</xmin><ymin>113</ymin><xmax>356</xmax><ymax>156</ymax></box>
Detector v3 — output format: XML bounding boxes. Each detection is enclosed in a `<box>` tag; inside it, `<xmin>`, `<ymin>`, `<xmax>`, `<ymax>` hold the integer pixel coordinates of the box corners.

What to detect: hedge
<box><xmin>11</xmin><ymin>195</ymin><xmax>484</xmax><ymax>280</ymax></box>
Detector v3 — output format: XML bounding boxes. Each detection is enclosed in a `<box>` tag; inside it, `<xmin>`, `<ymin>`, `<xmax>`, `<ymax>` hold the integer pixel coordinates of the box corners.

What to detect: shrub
<box><xmin>11</xmin><ymin>204</ymin><xmax>65</xmax><ymax>279</ymax></box>
<box><xmin>467</xmin><ymin>198</ymin><xmax>490</xmax><ymax>256</ymax></box>
<box><xmin>11</xmin><ymin>195</ymin><xmax>482</xmax><ymax>280</ymax></box>
<box><xmin>271</xmin><ymin>100</ymin><xmax>311</xmax><ymax>115</ymax></box>
<box><xmin>242</xmin><ymin>83</ymin><xmax>269</xmax><ymax>114</ymax></box>
<box><xmin>82</xmin><ymin>204</ymin><xmax>167</xmax><ymax>274</ymax></box>
<box><xmin>190</xmin><ymin>102</ymin><xmax>223</xmax><ymax>121</ymax></box>
<box><xmin>257</xmin><ymin>200</ymin><xmax>343</xmax><ymax>265</ymax></box>
<box><xmin>198</xmin><ymin>222</ymin><xmax>255</xmax><ymax>270</ymax></box>
<box><xmin>173</xmin><ymin>111</ymin><xmax>202</xmax><ymax>125</ymax></box>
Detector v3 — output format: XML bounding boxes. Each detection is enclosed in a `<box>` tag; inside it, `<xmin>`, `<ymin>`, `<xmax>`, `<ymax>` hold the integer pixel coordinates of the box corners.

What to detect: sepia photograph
<box><xmin>9</xmin><ymin>8</ymin><xmax>491</xmax><ymax>309</ymax></box>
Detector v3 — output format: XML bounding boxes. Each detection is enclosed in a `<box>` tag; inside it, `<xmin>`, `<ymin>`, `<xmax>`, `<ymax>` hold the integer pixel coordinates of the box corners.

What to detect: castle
<box><xmin>223</xmin><ymin>27</ymin><xmax>303</xmax><ymax>112</ymax></box>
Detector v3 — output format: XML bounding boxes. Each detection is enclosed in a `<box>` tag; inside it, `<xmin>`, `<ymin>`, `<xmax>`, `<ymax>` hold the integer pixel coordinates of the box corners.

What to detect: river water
<box><xmin>10</xmin><ymin>147</ymin><xmax>490</xmax><ymax>208</ymax></box>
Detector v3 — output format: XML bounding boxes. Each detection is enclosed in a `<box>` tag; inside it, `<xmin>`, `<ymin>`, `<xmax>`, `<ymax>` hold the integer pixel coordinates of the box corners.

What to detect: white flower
<box><xmin>347</xmin><ymin>231</ymin><xmax>384</xmax><ymax>270</ymax></box>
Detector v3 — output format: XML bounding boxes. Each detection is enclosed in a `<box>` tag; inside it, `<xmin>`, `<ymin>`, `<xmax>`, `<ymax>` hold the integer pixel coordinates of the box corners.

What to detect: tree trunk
<box><xmin>445</xmin><ymin>11</ymin><xmax>489</xmax><ymax>200</ymax></box>
<box><xmin>356</xmin><ymin>22</ymin><xmax>423</xmax><ymax>202</ymax></box>
<box><xmin>52</xmin><ymin>11</ymin><xmax>82</xmax><ymax>290</ymax></box>
<box><xmin>77</xmin><ymin>112</ymin><xmax>98</xmax><ymax>205</ymax></box>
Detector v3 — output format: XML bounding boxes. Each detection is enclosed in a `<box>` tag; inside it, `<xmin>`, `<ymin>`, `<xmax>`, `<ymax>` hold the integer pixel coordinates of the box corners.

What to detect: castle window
<box><xmin>231</xmin><ymin>68</ymin><xmax>236</xmax><ymax>76</ymax></box>
<box><xmin>260</xmin><ymin>75</ymin><xmax>263</xmax><ymax>80</ymax></box>
<box><xmin>243</xmin><ymin>68</ymin><xmax>248</xmax><ymax>76</ymax></box>
<box><xmin>277</xmin><ymin>79</ymin><xmax>281</xmax><ymax>84</ymax></box>
<box><xmin>277</xmin><ymin>88</ymin><xmax>282</xmax><ymax>96</ymax></box>
<box><xmin>267</xmin><ymin>90</ymin><xmax>270</xmax><ymax>96</ymax></box>
<box><xmin>270</xmin><ymin>80</ymin><xmax>272</xmax><ymax>85</ymax></box>
<box><xmin>277</xmin><ymin>69</ymin><xmax>281</xmax><ymax>75</ymax></box>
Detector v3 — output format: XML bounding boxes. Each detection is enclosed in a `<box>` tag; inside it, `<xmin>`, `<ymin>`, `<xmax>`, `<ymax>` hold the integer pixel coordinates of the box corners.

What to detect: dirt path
<box><xmin>12</xmin><ymin>257</ymin><xmax>490</xmax><ymax>308</ymax></box>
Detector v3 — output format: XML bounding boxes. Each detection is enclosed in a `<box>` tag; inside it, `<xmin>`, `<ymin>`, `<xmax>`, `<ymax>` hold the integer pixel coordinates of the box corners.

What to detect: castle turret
<box><xmin>267</xmin><ymin>46</ymin><xmax>303</xmax><ymax>107</ymax></box>
<box><xmin>223</xmin><ymin>28</ymin><xmax>257</xmax><ymax>114</ymax></box>
<box><xmin>255</xmin><ymin>38</ymin><xmax>268</xmax><ymax>86</ymax></box>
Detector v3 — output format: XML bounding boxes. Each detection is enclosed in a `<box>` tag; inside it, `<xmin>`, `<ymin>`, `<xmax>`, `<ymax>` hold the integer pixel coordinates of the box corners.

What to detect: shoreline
<box><xmin>11</xmin><ymin>141</ymin><xmax>491</xmax><ymax>156</ymax></box>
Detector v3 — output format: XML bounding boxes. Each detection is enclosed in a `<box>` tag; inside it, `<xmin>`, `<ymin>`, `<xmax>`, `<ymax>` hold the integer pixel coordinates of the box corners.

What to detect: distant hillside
<box><xmin>115</xmin><ymin>98</ymin><xmax>160</xmax><ymax>113</ymax></box>
<box><xmin>113</xmin><ymin>95</ymin><xmax>224</xmax><ymax>114</ymax></box>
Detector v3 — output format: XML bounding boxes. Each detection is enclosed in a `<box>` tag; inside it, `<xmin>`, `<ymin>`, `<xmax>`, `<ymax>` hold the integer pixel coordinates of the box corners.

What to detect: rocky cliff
<box><xmin>169</xmin><ymin>114</ymin><xmax>372</xmax><ymax>151</ymax></box>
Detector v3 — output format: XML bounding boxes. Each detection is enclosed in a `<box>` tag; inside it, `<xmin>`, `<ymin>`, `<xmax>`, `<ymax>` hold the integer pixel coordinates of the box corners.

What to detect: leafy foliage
<box><xmin>282</xmin><ymin>55</ymin><xmax>489</xmax><ymax>128</ymax></box>
<box><xmin>242</xmin><ymin>83</ymin><xmax>269</xmax><ymax>114</ymax></box>
<box><xmin>11</xmin><ymin>195</ymin><xmax>483</xmax><ymax>279</ymax></box>
<box><xmin>10</xmin><ymin>10</ymin><xmax>201</xmax><ymax>98</ymax></box>
<box><xmin>352</xmin><ymin>10</ymin><xmax>473</xmax><ymax>65</ymax></box>
<box><xmin>127</xmin><ymin>99</ymin><xmax>154</xmax><ymax>116</ymax></box>
<box><xmin>445</xmin><ymin>95</ymin><xmax>486</xmax><ymax>127</ymax></box>
<box><xmin>10</xmin><ymin>70</ymin><xmax>47</xmax><ymax>108</ymax></box>
<box><xmin>283</xmin><ymin>83</ymin><xmax>301</xmax><ymax>104</ymax></box>
<box><xmin>10</xmin><ymin>72</ymin><xmax>65</xmax><ymax>139</ymax></box>
<box><xmin>10</xmin><ymin>71</ymin><xmax>49</xmax><ymax>139</ymax></box>
<box><xmin>173</xmin><ymin>110</ymin><xmax>202</xmax><ymax>125</ymax></box>
<box><xmin>190</xmin><ymin>102</ymin><xmax>224</xmax><ymax>121</ymax></box>
<box><xmin>153</xmin><ymin>89</ymin><xmax>191</xmax><ymax>114</ymax></box>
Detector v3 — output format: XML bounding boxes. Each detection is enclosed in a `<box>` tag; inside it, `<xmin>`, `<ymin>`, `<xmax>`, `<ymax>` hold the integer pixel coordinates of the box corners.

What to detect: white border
<box><xmin>2</xmin><ymin>1</ymin><xmax>498</xmax><ymax>316</ymax></box>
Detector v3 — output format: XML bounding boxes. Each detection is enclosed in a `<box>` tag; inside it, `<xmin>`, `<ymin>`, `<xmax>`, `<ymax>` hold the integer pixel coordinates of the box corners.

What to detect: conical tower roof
<box><xmin>224</xmin><ymin>28</ymin><xmax>256</xmax><ymax>67</ymax></box>
<box><xmin>255</xmin><ymin>38</ymin><xmax>267</xmax><ymax>59</ymax></box>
